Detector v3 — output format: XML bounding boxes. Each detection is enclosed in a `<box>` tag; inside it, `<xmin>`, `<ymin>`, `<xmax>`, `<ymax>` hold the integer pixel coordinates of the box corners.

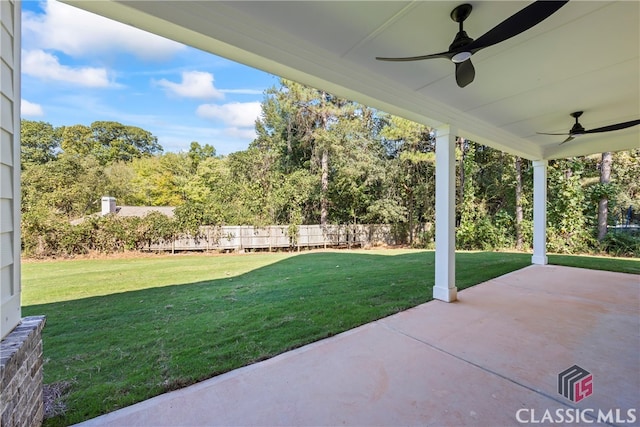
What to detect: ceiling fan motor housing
<box><xmin>449</xmin><ymin>4</ymin><xmax>474</xmax><ymax>61</ymax></box>
<box><xmin>449</xmin><ymin>31</ymin><xmax>474</xmax><ymax>53</ymax></box>
<box><xmin>570</xmin><ymin>111</ymin><xmax>585</xmax><ymax>135</ymax></box>
<box><xmin>570</xmin><ymin>123</ymin><xmax>586</xmax><ymax>135</ymax></box>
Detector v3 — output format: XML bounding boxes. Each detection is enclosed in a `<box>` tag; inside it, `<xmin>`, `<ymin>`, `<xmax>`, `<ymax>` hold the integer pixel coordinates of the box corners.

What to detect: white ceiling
<box><xmin>65</xmin><ymin>1</ymin><xmax>640</xmax><ymax>160</ymax></box>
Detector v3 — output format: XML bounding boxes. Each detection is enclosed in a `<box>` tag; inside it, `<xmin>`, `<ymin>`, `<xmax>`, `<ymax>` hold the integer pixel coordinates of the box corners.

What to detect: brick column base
<box><xmin>1</xmin><ymin>316</ymin><xmax>47</xmax><ymax>427</ymax></box>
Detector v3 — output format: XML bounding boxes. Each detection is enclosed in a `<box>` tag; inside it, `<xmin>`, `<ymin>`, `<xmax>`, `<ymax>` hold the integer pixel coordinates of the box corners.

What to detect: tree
<box><xmin>59</xmin><ymin>121</ymin><xmax>162</xmax><ymax>164</ymax></box>
<box><xmin>514</xmin><ymin>156</ymin><xmax>524</xmax><ymax>250</ymax></box>
<box><xmin>455</xmin><ymin>141</ymin><xmax>523</xmax><ymax>250</ymax></box>
<box><xmin>18</xmin><ymin>86</ymin><xmax>640</xmax><ymax>257</ymax></box>
<box><xmin>597</xmin><ymin>152</ymin><xmax>612</xmax><ymax>240</ymax></box>
<box><xmin>103</xmin><ymin>161</ymin><xmax>137</xmax><ymax>205</ymax></box>
<box><xmin>20</xmin><ymin>120</ymin><xmax>60</xmax><ymax>167</ymax></box>
<box><xmin>188</xmin><ymin>141</ymin><xmax>217</xmax><ymax>172</ymax></box>
<box><xmin>610</xmin><ymin>149</ymin><xmax>640</xmax><ymax>224</ymax></box>
<box><xmin>226</xmin><ymin>148</ymin><xmax>277</xmax><ymax>225</ymax></box>
<box><xmin>60</xmin><ymin>124</ymin><xmax>94</xmax><ymax>156</ymax></box>
<box><xmin>129</xmin><ymin>153</ymin><xmax>194</xmax><ymax>207</ymax></box>
<box><xmin>547</xmin><ymin>159</ymin><xmax>592</xmax><ymax>253</ymax></box>
<box><xmin>380</xmin><ymin>116</ymin><xmax>435</xmax><ymax>243</ymax></box>
<box><xmin>21</xmin><ymin>153</ymin><xmax>109</xmax><ymax>219</ymax></box>
<box><xmin>90</xmin><ymin>121</ymin><xmax>163</xmax><ymax>164</ymax></box>
<box><xmin>326</xmin><ymin>105</ymin><xmax>387</xmax><ymax>225</ymax></box>
<box><xmin>255</xmin><ymin>79</ymin><xmax>389</xmax><ymax>228</ymax></box>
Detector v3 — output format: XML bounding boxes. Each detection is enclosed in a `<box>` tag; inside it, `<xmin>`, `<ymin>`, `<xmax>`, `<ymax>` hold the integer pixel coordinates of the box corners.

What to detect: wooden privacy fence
<box><xmin>147</xmin><ymin>224</ymin><xmax>431</xmax><ymax>252</ymax></box>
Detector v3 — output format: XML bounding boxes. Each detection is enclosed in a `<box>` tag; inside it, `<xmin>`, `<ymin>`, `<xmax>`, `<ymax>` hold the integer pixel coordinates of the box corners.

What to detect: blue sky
<box><xmin>20</xmin><ymin>0</ymin><xmax>278</xmax><ymax>155</ymax></box>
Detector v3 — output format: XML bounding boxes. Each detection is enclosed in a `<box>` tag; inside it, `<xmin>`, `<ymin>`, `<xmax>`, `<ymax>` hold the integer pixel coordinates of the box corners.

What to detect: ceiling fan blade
<box><xmin>466</xmin><ymin>1</ymin><xmax>569</xmax><ymax>53</ymax></box>
<box><xmin>455</xmin><ymin>59</ymin><xmax>475</xmax><ymax>87</ymax></box>
<box><xmin>583</xmin><ymin>119</ymin><xmax>640</xmax><ymax>134</ymax></box>
<box><xmin>537</xmin><ymin>132</ymin><xmax>570</xmax><ymax>136</ymax></box>
<box><xmin>376</xmin><ymin>51</ymin><xmax>451</xmax><ymax>62</ymax></box>
<box><xmin>559</xmin><ymin>135</ymin><xmax>575</xmax><ymax>145</ymax></box>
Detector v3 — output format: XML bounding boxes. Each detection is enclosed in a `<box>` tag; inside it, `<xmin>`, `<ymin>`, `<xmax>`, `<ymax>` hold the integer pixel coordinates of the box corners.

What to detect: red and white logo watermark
<box><xmin>515</xmin><ymin>365</ymin><xmax>637</xmax><ymax>424</ymax></box>
<box><xmin>558</xmin><ymin>365</ymin><xmax>593</xmax><ymax>403</ymax></box>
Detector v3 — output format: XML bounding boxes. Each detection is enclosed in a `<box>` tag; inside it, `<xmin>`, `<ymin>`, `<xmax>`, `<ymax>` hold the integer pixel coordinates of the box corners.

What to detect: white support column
<box><xmin>433</xmin><ymin>125</ymin><xmax>457</xmax><ymax>302</ymax></box>
<box><xmin>532</xmin><ymin>160</ymin><xmax>548</xmax><ymax>265</ymax></box>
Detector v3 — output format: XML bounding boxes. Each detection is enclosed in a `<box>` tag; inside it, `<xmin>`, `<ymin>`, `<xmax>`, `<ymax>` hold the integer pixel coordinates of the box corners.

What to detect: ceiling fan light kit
<box><xmin>451</xmin><ymin>51</ymin><xmax>472</xmax><ymax>64</ymax></box>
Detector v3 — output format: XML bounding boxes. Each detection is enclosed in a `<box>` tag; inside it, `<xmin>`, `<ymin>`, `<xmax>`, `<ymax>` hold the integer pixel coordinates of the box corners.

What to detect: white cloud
<box><xmin>21</xmin><ymin>99</ymin><xmax>44</xmax><ymax>116</ymax></box>
<box><xmin>22</xmin><ymin>0</ymin><xmax>184</xmax><ymax>61</ymax></box>
<box><xmin>220</xmin><ymin>89</ymin><xmax>264</xmax><ymax>95</ymax></box>
<box><xmin>225</xmin><ymin>127</ymin><xmax>258</xmax><ymax>141</ymax></box>
<box><xmin>22</xmin><ymin>50</ymin><xmax>113</xmax><ymax>87</ymax></box>
<box><xmin>156</xmin><ymin>71</ymin><xmax>224</xmax><ymax>100</ymax></box>
<box><xmin>196</xmin><ymin>102</ymin><xmax>262</xmax><ymax>128</ymax></box>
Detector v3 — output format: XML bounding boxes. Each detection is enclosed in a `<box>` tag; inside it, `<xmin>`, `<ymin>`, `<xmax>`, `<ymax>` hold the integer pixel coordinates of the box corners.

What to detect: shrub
<box><xmin>21</xmin><ymin>213</ymin><xmax>180</xmax><ymax>257</ymax></box>
<box><xmin>600</xmin><ymin>231</ymin><xmax>640</xmax><ymax>258</ymax></box>
<box><xmin>457</xmin><ymin>210</ymin><xmax>514</xmax><ymax>251</ymax></box>
<box><xmin>547</xmin><ymin>225</ymin><xmax>596</xmax><ymax>255</ymax></box>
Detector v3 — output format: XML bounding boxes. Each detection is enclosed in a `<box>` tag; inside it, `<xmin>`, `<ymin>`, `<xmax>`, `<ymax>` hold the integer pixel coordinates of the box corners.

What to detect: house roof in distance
<box><xmin>114</xmin><ymin>206</ymin><xmax>175</xmax><ymax>218</ymax></box>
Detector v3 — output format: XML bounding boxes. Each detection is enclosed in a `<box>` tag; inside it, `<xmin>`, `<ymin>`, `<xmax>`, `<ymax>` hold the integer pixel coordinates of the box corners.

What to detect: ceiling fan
<box><xmin>376</xmin><ymin>1</ymin><xmax>568</xmax><ymax>88</ymax></box>
<box><xmin>538</xmin><ymin>111</ymin><xmax>640</xmax><ymax>145</ymax></box>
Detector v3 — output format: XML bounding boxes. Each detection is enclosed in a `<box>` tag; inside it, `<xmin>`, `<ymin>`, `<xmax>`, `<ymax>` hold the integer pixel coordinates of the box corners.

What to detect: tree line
<box><xmin>21</xmin><ymin>79</ymin><xmax>639</xmax><ymax>257</ymax></box>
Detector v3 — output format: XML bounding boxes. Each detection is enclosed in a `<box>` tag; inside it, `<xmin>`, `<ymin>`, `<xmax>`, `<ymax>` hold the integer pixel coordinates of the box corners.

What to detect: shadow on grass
<box><xmin>24</xmin><ymin>251</ymin><xmax>534</xmax><ymax>425</ymax></box>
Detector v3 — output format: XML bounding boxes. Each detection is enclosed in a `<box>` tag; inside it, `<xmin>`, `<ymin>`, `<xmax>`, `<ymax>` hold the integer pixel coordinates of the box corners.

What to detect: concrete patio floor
<box><xmin>77</xmin><ymin>264</ymin><xmax>639</xmax><ymax>427</ymax></box>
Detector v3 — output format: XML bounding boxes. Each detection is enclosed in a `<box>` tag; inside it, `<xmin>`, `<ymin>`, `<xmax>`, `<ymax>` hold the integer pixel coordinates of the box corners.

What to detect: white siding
<box><xmin>0</xmin><ymin>0</ymin><xmax>20</xmax><ymax>339</ymax></box>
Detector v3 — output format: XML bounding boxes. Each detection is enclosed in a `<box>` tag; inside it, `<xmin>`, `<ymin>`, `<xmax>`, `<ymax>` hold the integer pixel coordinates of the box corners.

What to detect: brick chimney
<box><xmin>101</xmin><ymin>196</ymin><xmax>116</xmax><ymax>216</ymax></box>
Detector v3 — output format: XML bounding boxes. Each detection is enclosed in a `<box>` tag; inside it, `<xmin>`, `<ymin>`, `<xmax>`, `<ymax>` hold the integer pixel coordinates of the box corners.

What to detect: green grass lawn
<box><xmin>21</xmin><ymin>249</ymin><xmax>638</xmax><ymax>425</ymax></box>
<box><xmin>548</xmin><ymin>253</ymin><xmax>640</xmax><ymax>274</ymax></box>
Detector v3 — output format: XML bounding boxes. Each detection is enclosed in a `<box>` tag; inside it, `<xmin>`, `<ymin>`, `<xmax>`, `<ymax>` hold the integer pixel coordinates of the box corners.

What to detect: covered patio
<box><xmin>77</xmin><ymin>265</ymin><xmax>639</xmax><ymax>426</ymax></box>
<box><xmin>0</xmin><ymin>1</ymin><xmax>638</xmax><ymax>426</ymax></box>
